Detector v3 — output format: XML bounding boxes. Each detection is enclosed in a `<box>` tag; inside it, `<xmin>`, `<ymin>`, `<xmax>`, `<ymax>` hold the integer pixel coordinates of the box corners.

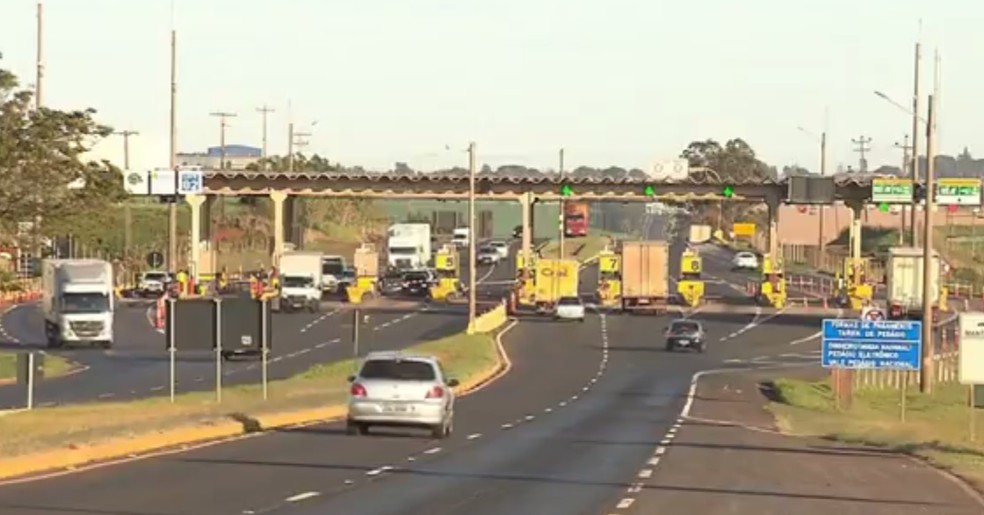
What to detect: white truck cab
<box><xmin>452</xmin><ymin>227</ymin><xmax>470</xmax><ymax>247</ymax></box>
<box><xmin>321</xmin><ymin>255</ymin><xmax>347</xmax><ymax>294</ymax></box>
<box><xmin>42</xmin><ymin>259</ymin><xmax>115</xmax><ymax>349</ymax></box>
<box><xmin>279</xmin><ymin>251</ymin><xmax>324</xmax><ymax>312</ymax></box>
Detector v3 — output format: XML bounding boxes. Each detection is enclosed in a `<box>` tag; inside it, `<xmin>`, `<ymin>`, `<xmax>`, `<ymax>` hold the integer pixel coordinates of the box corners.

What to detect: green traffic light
<box><xmin>560</xmin><ymin>184</ymin><xmax>573</xmax><ymax>197</ymax></box>
<box><xmin>644</xmin><ymin>185</ymin><xmax>655</xmax><ymax>196</ymax></box>
<box><xmin>879</xmin><ymin>202</ymin><xmax>889</xmax><ymax>213</ymax></box>
<box><xmin>722</xmin><ymin>185</ymin><xmax>735</xmax><ymax>198</ymax></box>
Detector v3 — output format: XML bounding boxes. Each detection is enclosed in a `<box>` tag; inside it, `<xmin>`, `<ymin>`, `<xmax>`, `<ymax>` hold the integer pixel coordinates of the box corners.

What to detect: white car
<box><xmin>554</xmin><ymin>296</ymin><xmax>586</xmax><ymax>322</ymax></box>
<box><xmin>732</xmin><ymin>251</ymin><xmax>759</xmax><ymax>271</ymax></box>
<box><xmin>346</xmin><ymin>351</ymin><xmax>458</xmax><ymax>438</ymax></box>
<box><xmin>487</xmin><ymin>240</ymin><xmax>510</xmax><ymax>259</ymax></box>
<box><xmin>477</xmin><ymin>246</ymin><xmax>501</xmax><ymax>265</ymax></box>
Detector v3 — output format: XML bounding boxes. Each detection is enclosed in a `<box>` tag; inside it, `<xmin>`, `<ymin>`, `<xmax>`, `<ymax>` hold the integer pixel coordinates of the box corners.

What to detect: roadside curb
<box><xmin>0</xmin><ymin>319</ymin><xmax>517</xmax><ymax>483</ymax></box>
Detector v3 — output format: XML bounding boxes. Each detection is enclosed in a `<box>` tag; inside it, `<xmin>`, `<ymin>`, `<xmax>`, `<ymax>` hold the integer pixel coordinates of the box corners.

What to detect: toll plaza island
<box><xmin>123</xmin><ymin>167</ymin><xmax>978</xmax><ymax>316</ymax></box>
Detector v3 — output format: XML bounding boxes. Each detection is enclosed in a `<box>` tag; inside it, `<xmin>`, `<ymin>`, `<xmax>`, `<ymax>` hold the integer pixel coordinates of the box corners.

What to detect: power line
<box><xmin>209</xmin><ymin>111</ymin><xmax>237</xmax><ymax>170</ymax></box>
<box><xmin>851</xmin><ymin>135</ymin><xmax>872</xmax><ymax>172</ymax></box>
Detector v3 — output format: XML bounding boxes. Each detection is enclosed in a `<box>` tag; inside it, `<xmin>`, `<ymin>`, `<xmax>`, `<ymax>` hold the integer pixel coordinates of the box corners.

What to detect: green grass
<box><xmin>0</xmin><ymin>329</ymin><xmax>499</xmax><ymax>459</ymax></box>
<box><xmin>767</xmin><ymin>377</ymin><xmax>984</xmax><ymax>489</ymax></box>
<box><xmin>0</xmin><ymin>352</ymin><xmax>76</xmax><ymax>383</ymax></box>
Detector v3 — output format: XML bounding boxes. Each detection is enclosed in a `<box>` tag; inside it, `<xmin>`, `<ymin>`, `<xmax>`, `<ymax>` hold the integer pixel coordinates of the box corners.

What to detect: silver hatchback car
<box><xmin>346</xmin><ymin>351</ymin><xmax>458</xmax><ymax>438</ymax></box>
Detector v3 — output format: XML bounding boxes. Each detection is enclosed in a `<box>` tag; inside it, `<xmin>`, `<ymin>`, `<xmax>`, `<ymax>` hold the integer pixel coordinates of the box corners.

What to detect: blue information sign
<box><xmin>820</xmin><ymin>319</ymin><xmax>922</xmax><ymax>370</ymax></box>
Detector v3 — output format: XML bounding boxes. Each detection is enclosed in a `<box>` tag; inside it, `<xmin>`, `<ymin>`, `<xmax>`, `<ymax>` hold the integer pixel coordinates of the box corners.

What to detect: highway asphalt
<box><xmin>0</xmin><ymin>218</ymin><xmax>864</xmax><ymax>515</ymax></box>
<box><xmin>0</xmin><ymin>247</ymin><xmax>515</xmax><ymax>409</ymax></box>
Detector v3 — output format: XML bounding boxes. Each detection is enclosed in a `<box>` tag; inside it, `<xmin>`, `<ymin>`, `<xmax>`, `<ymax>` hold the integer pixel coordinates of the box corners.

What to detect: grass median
<box><xmin>0</xmin><ymin>352</ymin><xmax>77</xmax><ymax>384</ymax></box>
<box><xmin>0</xmin><ymin>331</ymin><xmax>500</xmax><ymax>463</ymax></box>
<box><xmin>767</xmin><ymin>377</ymin><xmax>984</xmax><ymax>490</ymax></box>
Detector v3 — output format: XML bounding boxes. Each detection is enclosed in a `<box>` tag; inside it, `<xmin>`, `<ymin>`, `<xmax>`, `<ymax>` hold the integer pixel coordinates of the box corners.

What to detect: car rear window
<box><xmin>671</xmin><ymin>322</ymin><xmax>699</xmax><ymax>333</ymax></box>
<box><xmin>404</xmin><ymin>273</ymin><xmax>428</xmax><ymax>281</ymax></box>
<box><xmin>558</xmin><ymin>297</ymin><xmax>581</xmax><ymax>306</ymax></box>
<box><xmin>359</xmin><ymin>359</ymin><xmax>437</xmax><ymax>381</ymax></box>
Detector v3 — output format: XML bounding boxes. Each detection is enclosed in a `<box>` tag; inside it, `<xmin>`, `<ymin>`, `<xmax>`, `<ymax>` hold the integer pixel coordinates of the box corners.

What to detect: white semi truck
<box><xmin>41</xmin><ymin>259</ymin><xmax>115</xmax><ymax>349</ymax></box>
<box><xmin>279</xmin><ymin>251</ymin><xmax>324</xmax><ymax>312</ymax></box>
<box><xmin>886</xmin><ymin>247</ymin><xmax>941</xmax><ymax>320</ymax></box>
<box><xmin>387</xmin><ymin>223</ymin><xmax>432</xmax><ymax>270</ymax></box>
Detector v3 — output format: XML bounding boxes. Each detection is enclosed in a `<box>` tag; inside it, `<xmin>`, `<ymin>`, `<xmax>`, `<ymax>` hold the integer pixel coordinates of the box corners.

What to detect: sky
<box><xmin>0</xmin><ymin>0</ymin><xmax>980</xmax><ymax>173</ymax></box>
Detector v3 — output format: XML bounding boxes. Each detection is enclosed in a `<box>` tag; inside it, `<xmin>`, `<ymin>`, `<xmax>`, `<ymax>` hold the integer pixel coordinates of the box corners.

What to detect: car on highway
<box><xmin>137</xmin><ymin>270</ymin><xmax>172</xmax><ymax>297</ymax></box>
<box><xmin>554</xmin><ymin>295</ymin><xmax>586</xmax><ymax>322</ymax></box>
<box><xmin>486</xmin><ymin>240</ymin><xmax>510</xmax><ymax>258</ymax></box>
<box><xmin>477</xmin><ymin>246</ymin><xmax>501</xmax><ymax>265</ymax></box>
<box><xmin>731</xmin><ymin>251</ymin><xmax>759</xmax><ymax>271</ymax></box>
<box><xmin>664</xmin><ymin>319</ymin><xmax>706</xmax><ymax>352</ymax></box>
<box><xmin>346</xmin><ymin>351</ymin><xmax>458</xmax><ymax>438</ymax></box>
<box><xmin>400</xmin><ymin>270</ymin><xmax>435</xmax><ymax>297</ymax></box>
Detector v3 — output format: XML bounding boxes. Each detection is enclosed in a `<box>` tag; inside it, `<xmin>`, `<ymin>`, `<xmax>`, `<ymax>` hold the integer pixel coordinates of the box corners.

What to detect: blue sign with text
<box><xmin>821</xmin><ymin>319</ymin><xmax>922</xmax><ymax>370</ymax></box>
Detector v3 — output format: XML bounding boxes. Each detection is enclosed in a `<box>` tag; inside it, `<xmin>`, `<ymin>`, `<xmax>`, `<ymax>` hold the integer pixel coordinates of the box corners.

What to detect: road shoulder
<box><xmin>606</xmin><ymin>368</ymin><xmax>984</xmax><ymax>515</ymax></box>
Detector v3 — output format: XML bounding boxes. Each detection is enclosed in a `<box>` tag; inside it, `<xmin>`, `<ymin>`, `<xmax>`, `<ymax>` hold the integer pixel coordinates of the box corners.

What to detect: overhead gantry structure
<box><xmin>182</xmin><ymin>169</ymin><xmax>885</xmax><ymax>275</ymax></box>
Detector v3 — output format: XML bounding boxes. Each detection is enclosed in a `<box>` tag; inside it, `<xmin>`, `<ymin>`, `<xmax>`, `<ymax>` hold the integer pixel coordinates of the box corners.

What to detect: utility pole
<box><xmin>819</xmin><ymin>131</ymin><xmax>827</xmax><ymax>255</ymax></box>
<box><xmin>894</xmin><ymin>135</ymin><xmax>913</xmax><ymax>245</ymax></box>
<box><xmin>168</xmin><ymin>27</ymin><xmax>178</xmax><ymax>274</ymax></box>
<box><xmin>35</xmin><ymin>1</ymin><xmax>43</xmax><ymax>109</ymax></box>
<box><xmin>209</xmin><ymin>112</ymin><xmax>236</xmax><ymax>170</ymax></box>
<box><xmin>910</xmin><ymin>42</ymin><xmax>922</xmax><ymax>247</ymax></box>
<box><xmin>559</xmin><ymin>148</ymin><xmax>566</xmax><ymax>258</ymax></box>
<box><xmin>287</xmin><ymin>122</ymin><xmax>311</xmax><ymax>173</ymax></box>
<box><xmin>256</xmin><ymin>105</ymin><xmax>275</xmax><ymax>159</ymax></box>
<box><xmin>114</xmin><ymin>130</ymin><xmax>139</xmax><ymax>259</ymax></box>
<box><xmin>851</xmin><ymin>136</ymin><xmax>872</xmax><ymax>172</ymax></box>
<box><xmin>920</xmin><ymin>93</ymin><xmax>936</xmax><ymax>394</ymax></box>
<box><xmin>468</xmin><ymin>142</ymin><xmax>477</xmax><ymax>333</ymax></box>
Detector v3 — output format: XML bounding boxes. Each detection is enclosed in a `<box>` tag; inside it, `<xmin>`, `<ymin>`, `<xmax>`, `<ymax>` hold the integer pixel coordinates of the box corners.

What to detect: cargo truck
<box><xmin>564</xmin><ymin>202</ymin><xmax>589</xmax><ymax>237</ymax></box>
<box><xmin>620</xmin><ymin>240</ymin><xmax>670</xmax><ymax>312</ymax></box>
<box><xmin>388</xmin><ymin>223</ymin><xmax>432</xmax><ymax>269</ymax></box>
<box><xmin>320</xmin><ymin>255</ymin><xmax>347</xmax><ymax>294</ymax></box>
<box><xmin>885</xmin><ymin>247</ymin><xmax>941</xmax><ymax>320</ymax></box>
<box><xmin>533</xmin><ymin>258</ymin><xmax>579</xmax><ymax>312</ymax></box>
<box><xmin>688</xmin><ymin>224</ymin><xmax>712</xmax><ymax>244</ymax></box>
<box><xmin>41</xmin><ymin>259</ymin><xmax>115</xmax><ymax>349</ymax></box>
<box><xmin>279</xmin><ymin>251</ymin><xmax>324</xmax><ymax>312</ymax></box>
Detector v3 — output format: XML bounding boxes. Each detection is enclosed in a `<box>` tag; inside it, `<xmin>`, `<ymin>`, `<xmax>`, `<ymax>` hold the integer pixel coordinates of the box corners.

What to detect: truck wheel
<box><xmin>99</xmin><ymin>341</ymin><xmax>113</xmax><ymax>350</ymax></box>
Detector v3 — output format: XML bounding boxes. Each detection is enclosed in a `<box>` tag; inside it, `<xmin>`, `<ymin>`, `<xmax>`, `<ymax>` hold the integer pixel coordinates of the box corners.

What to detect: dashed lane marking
<box><xmin>284</xmin><ymin>491</ymin><xmax>321</xmax><ymax>503</ymax></box>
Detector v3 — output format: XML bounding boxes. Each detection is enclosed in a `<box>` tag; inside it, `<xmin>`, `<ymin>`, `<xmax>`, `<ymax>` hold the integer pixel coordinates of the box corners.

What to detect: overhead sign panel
<box><xmin>821</xmin><ymin>319</ymin><xmax>922</xmax><ymax>370</ymax></box>
<box><xmin>732</xmin><ymin>223</ymin><xmax>755</xmax><ymax>236</ymax></box>
<box><xmin>936</xmin><ymin>178</ymin><xmax>981</xmax><ymax>206</ymax></box>
<box><xmin>871</xmin><ymin>178</ymin><xmax>913</xmax><ymax>204</ymax></box>
<box><xmin>787</xmin><ymin>176</ymin><xmax>835</xmax><ymax>204</ymax></box>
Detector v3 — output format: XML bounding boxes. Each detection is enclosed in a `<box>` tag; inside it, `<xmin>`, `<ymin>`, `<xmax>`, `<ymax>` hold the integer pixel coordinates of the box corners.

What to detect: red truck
<box><xmin>563</xmin><ymin>202</ymin><xmax>589</xmax><ymax>237</ymax></box>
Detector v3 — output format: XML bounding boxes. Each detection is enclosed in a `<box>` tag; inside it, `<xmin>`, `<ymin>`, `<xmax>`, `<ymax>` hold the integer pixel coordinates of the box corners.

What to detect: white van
<box><xmin>452</xmin><ymin>227</ymin><xmax>470</xmax><ymax>247</ymax></box>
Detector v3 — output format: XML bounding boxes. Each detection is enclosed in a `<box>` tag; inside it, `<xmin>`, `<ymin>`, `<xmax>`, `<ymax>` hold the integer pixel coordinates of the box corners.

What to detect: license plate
<box><xmin>385</xmin><ymin>404</ymin><xmax>408</xmax><ymax>412</ymax></box>
<box><xmin>677</xmin><ymin>339</ymin><xmax>690</xmax><ymax>345</ymax></box>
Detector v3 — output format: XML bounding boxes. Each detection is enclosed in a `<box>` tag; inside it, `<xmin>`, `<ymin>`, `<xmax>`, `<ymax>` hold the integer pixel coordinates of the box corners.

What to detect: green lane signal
<box><xmin>560</xmin><ymin>184</ymin><xmax>573</xmax><ymax>197</ymax></box>
<box><xmin>722</xmin><ymin>185</ymin><xmax>735</xmax><ymax>198</ymax></box>
<box><xmin>879</xmin><ymin>202</ymin><xmax>889</xmax><ymax>213</ymax></box>
<box><xmin>643</xmin><ymin>185</ymin><xmax>655</xmax><ymax>196</ymax></box>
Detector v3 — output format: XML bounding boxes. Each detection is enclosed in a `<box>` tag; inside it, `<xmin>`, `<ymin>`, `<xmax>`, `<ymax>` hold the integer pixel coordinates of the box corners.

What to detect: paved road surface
<box><xmin>601</xmin><ymin>369</ymin><xmax>984</xmax><ymax>515</ymax></box>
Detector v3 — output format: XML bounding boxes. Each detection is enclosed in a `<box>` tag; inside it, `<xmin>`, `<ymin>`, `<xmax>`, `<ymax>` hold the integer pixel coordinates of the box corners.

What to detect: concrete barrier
<box><xmin>468</xmin><ymin>300</ymin><xmax>508</xmax><ymax>334</ymax></box>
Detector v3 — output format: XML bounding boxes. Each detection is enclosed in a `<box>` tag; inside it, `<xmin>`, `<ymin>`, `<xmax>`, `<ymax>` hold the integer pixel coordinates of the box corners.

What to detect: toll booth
<box><xmin>596</xmin><ymin>247</ymin><xmax>621</xmax><ymax>307</ymax></box>
<box><xmin>429</xmin><ymin>245</ymin><xmax>461</xmax><ymax>302</ymax></box>
<box><xmin>347</xmin><ymin>244</ymin><xmax>380</xmax><ymax>304</ymax></box>
<box><xmin>676</xmin><ymin>248</ymin><xmax>704</xmax><ymax>307</ymax></box>
<box><xmin>758</xmin><ymin>254</ymin><xmax>786</xmax><ymax>308</ymax></box>
<box><xmin>836</xmin><ymin>257</ymin><xmax>873</xmax><ymax>310</ymax></box>
<box><xmin>514</xmin><ymin>252</ymin><xmax>537</xmax><ymax>308</ymax></box>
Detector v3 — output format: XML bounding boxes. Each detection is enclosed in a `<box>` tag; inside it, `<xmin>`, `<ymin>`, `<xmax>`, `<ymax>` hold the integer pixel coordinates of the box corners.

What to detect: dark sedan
<box><xmin>664</xmin><ymin>319</ymin><xmax>706</xmax><ymax>353</ymax></box>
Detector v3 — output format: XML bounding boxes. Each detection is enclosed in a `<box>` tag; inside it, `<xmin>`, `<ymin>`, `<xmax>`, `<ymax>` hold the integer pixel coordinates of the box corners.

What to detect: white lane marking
<box><xmin>616</xmin><ymin>498</ymin><xmax>635</xmax><ymax>509</ymax></box>
<box><xmin>638</xmin><ymin>469</ymin><xmax>653</xmax><ymax>478</ymax></box>
<box><xmin>660</xmin><ymin>438</ymin><xmax>671</xmax><ymax>445</ymax></box>
<box><xmin>648</xmin><ymin>457</ymin><xmax>661</xmax><ymax>466</ymax></box>
<box><xmin>285</xmin><ymin>491</ymin><xmax>321</xmax><ymax>502</ymax></box>
<box><xmin>524</xmin><ymin>415</ymin><xmax>535</xmax><ymax>421</ymax></box>
<box><xmin>467</xmin><ymin>433</ymin><xmax>482</xmax><ymax>440</ymax></box>
<box><xmin>627</xmin><ymin>482</ymin><xmax>643</xmax><ymax>494</ymax></box>
<box><xmin>501</xmin><ymin>423</ymin><xmax>513</xmax><ymax>429</ymax></box>
<box><xmin>423</xmin><ymin>447</ymin><xmax>442</xmax><ymax>455</ymax></box>
<box><xmin>299</xmin><ymin>310</ymin><xmax>340</xmax><ymax>333</ymax></box>
<box><xmin>365</xmin><ymin>465</ymin><xmax>394</xmax><ymax>477</ymax></box>
<box><xmin>654</xmin><ymin>446</ymin><xmax>666</xmax><ymax>456</ymax></box>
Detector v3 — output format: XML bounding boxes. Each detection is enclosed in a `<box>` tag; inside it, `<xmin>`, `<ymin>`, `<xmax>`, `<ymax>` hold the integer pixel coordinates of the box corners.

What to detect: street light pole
<box><xmin>910</xmin><ymin>42</ymin><xmax>922</xmax><ymax>247</ymax></box>
<box><xmin>819</xmin><ymin>131</ymin><xmax>827</xmax><ymax>256</ymax></box>
<box><xmin>559</xmin><ymin>148</ymin><xmax>565</xmax><ymax>258</ymax></box>
<box><xmin>920</xmin><ymin>93</ymin><xmax>936</xmax><ymax>394</ymax></box>
<box><xmin>468</xmin><ymin>142</ymin><xmax>477</xmax><ymax>332</ymax></box>
<box><xmin>114</xmin><ymin>130</ymin><xmax>139</xmax><ymax>259</ymax></box>
<box><xmin>168</xmin><ymin>27</ymin><xmax>178</xmax><ymax>273</ymax></box>
<box><xmin>35</xmin><ymin>1</ymin><xmax>43</xmax><ymax>109</ymax></box>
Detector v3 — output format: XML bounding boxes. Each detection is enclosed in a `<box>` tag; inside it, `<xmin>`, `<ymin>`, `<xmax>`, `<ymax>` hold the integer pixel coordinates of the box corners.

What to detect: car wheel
<box><xmin>578</xmin><ymin>317</ymin><xmax>585</xmax><ymax>323</ymax></box>
<box><xmin>697</xmin><ymin>343</ymin><xmax>706</xmax><ymax>353</ymax></box>
<box><xmin>665</xmin><ymin>342</ymin><xmax>674</xmax><ymax>352</ymax></box>
<box><xmin>431</xmin><ymin>421</ymin><xmax>449</xmax><ymax>439</ymax></box>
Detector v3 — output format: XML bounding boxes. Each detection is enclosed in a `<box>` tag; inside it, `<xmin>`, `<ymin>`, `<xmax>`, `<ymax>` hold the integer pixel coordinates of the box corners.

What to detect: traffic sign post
<box><xmin>936</xmin><ymin>178</ymin><xmax>982</xmax><ymax>206</ymax></box>
<box><xmin>871</xmin><ymin>178</ymin><xmax>914</xmax><ymax>204</ymax></box>
<box><xmin>822</xmin><ymin>318</ymin><xmax>922</xmax><ymax>419</ymax></box>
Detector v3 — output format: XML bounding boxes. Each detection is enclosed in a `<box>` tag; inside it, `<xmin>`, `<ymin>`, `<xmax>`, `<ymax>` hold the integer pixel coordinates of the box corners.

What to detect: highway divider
<box><xmin>0</xmin><ymin>308</ymin><xmax>515</xmax><ymax>482</ymax></box>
